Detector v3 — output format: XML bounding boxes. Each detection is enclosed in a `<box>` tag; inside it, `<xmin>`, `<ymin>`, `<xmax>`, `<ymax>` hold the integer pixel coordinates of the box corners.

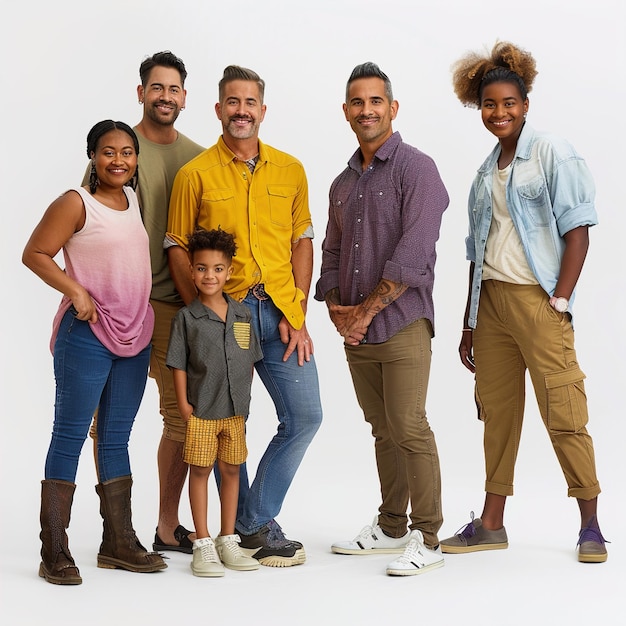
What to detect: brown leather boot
<box><xmin>39</xmin><ymin>479</ymin><xmax>82</xmax><ymax>585</ymax></box>
<box><xmin>95</xmin><ymin>476</ymin><xmax>167</xmax><ymax>573</ymax></box>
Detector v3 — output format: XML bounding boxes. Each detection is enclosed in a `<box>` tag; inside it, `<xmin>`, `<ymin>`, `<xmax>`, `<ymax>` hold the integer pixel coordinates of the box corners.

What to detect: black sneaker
<box><xmin>238</xmin><ymin>520</ymin><xmax>306</xmax><ymax>567</ymax></box>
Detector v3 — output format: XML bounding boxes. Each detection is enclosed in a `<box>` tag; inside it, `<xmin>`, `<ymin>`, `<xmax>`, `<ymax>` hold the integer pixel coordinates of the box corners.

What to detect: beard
<box><xmin>224</xmin><ymin>116</ymin><xmax>260</xmax><ymax>140</ymax></box>
<box><xmin>145</xmin><ymin>102</ymin><xmax>180</xmax><ymax>126</ymax></box>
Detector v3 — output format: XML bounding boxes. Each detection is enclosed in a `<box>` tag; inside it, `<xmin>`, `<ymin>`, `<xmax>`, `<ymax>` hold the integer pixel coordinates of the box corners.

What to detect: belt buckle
<box><xmin>251</xmin><ymin>283</ymin><xmax>269</xmax><ymax>301</ymax></box>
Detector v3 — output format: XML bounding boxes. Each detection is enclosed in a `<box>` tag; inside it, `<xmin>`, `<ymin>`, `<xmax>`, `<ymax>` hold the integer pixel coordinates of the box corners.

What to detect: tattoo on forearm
<box><xmin>377</xmin><ymin>280</ymin><xmax>406</xmax><ymax>304</ymax></box>
<box><xmin>362</xmin><ymin>280</ymin><xmax>407</xmax><ymax>315</ymax></box>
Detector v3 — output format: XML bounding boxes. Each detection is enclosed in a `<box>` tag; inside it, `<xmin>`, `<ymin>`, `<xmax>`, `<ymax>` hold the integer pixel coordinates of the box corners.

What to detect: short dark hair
<box><xmin>346</xmin><ymin>62</ymin><xmax>394</xmax><ymax>102</ymax></box>
<box><xmin>187</xmin><ymin>228</ymin><xmax>237</xmax><ymax>261</ymax></box>
<box><xmin>139</xmin><ymin>51</ymin><xmax>188</xmax><ymax>87</ymax></box>
<box><xmin>218</xmin><ymin>65</ymin><xmax>265</xmax><ymax>102</ymax></box>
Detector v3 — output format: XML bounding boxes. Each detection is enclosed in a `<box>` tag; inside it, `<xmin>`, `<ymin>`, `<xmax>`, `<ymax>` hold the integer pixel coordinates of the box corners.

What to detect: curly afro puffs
<box><xmin>451</xmin><ymin>41</ymin><xmax>538</xmax><ymax>109</ymax></box>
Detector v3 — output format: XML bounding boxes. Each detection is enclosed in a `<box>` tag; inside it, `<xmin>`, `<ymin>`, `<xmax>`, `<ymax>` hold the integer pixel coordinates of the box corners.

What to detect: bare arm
<box><xmin>22</xmin><ymin>190</ymin><xmax>97</xmax><ymax>323</ymax></box>
<box><xmin>278</xmin><ymin>237</ymin><xmax>314</xmax><ymax>365</ymax></box>
<box><xmin>554</xmin><ymin>226</ymin><xmax>589</xmax><ymax>299</ymax></box>
<box><xmin>459</xmin><ymin>262</ymin><xmax>475</xmax><ymax>373</ymax></box>
<box><xmin>172</xmin><ymin>368</ymin><xmax>193</xmax><ymax>422</ymax></box>
<box><xmin>167</xmin><ymin>245</ymin><xmax>197</xmax><ymax>306</ymax></box>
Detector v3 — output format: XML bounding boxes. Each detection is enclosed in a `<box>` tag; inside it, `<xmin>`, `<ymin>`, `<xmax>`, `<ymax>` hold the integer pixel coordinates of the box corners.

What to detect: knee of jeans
<box><xmin>544</xmin><ymin>365</ymin><xmax>589</xmax><ymax>434</ymax></box>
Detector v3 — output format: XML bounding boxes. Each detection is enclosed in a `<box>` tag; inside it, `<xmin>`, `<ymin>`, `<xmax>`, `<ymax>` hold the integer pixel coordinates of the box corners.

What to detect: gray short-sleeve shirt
<box><xmin>166</xmin><ymin>295</ymin><xmax>263</xmax><ymax>419</ymax></box>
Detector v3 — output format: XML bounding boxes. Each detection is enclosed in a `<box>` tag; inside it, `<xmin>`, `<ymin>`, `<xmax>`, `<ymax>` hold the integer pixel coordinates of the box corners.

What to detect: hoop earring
<box><xmin>89</xmin><ymin>160</ymin><xmax>99</xmax><ymax>194</ymax></box>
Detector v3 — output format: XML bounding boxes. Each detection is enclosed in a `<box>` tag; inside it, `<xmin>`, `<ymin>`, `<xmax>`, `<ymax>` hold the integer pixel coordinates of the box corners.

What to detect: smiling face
<box><xmin>190</xmin><ymin>248</ymin><xmax>233</xmax><ymax>302</ymax></box>
<box><xmin>343</xmin><ymin>77</ymin><xmax>398</xmax><ymax>149</ymax></box>
<box><xmin>138</xmin><ymin>65</ymin><xmax>186</xmax><ymax>127</ymax></box>
<box><xmin>480</xmin><ymin>81</ymin><xmax>529</xmax><ymax>143</ymax></box>
<box><xmin>91</xmin><ymin>129</ymin><xmax>137</xmax><ymax>189</ymax></box>
<box><xmin>215</xmin><ymin>79</ymin><xmax>266</xmax><ymax>141</ymax></box>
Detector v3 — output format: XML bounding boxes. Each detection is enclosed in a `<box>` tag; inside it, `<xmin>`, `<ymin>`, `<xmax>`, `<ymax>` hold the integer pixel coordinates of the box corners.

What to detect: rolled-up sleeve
<box><xmin>551</xmin><ymin>158</ymin><xmax>598</xmax><ymax>236</ymax></box>
<box><xmin>166</xmin><ymin>169</ymin><xmax>202</xmax><ymax>251</ymax></box>
<box><xmin>383</xmin><ymin>156</ymin><xmax>449</xmax><ymax>287</ymax></box>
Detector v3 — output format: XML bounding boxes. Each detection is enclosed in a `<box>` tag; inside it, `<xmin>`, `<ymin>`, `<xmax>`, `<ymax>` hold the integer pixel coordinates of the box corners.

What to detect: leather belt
<box><xmin>250</xmin><ymin>283</ymin><xmax>269</xmax><ymax>301</ymax></box>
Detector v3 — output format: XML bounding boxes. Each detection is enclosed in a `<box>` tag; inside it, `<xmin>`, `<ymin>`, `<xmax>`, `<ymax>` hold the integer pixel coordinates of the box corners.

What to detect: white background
<box><xmin>1</xmin><ymin>1</ymin><xmax>624</xmax><ymax>624</ymax></box>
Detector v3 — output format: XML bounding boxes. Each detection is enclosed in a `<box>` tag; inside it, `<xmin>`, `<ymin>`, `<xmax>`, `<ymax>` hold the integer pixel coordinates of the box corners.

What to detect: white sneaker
<box><xmin>215</xmin><ymin>534</ymin><xmax>260</xmax><ymax>571</ymax></box>
<box><xmin>386</xmin><ymin>530</ymin><xmax>444</xmax><ymax>576</ymax></box>
<box><xmin>191</xmin><ymin>537</ymin><xmax>225</xmax><ymax>577</ymax></box>
<box><xmin>332</xmin><ymin>517</ymin><xmax>410</xmax><ymax>555</ymax></box>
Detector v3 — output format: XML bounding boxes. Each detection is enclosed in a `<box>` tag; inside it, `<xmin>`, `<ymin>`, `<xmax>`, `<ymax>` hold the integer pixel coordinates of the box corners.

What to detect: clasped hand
<box><xmin>328</xmin><ymin>303</ymin><xmax>371</xmax><ymax>346</ymax></box>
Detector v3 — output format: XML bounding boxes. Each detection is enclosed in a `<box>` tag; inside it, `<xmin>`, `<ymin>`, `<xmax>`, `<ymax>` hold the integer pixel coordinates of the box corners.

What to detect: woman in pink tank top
<box><xmin>23</xmin><ymin>120</ymin><xmax>166</xmax><ymax>585</ymax></box>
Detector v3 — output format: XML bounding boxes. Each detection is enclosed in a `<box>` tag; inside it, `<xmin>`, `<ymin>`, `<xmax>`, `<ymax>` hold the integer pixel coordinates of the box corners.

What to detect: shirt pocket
<box><xmin>518</xmin><ymin>176</ymin><xmax>552</xmax><ymax>227</ymax></box>
<box><xmin>368</xmin><ymin>186</ymin><xmax>399</xmax><ymax>224</ymax></box>
<box><xmin>200</xmin><ymin>188</ymin><xmax>237</xmax><ymax>232</ymax></box>
<box><xmin>267</xmin><ymin>185</ymin><xmax>297</xmax><ymax>229</ymax></box>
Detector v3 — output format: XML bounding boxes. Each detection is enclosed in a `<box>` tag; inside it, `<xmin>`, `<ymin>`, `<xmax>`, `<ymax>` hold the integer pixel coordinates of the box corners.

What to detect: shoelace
<box><xmin>221</xmin><ymin>536</ymin><xmax>244</xmax><ymax>556</ymax></box>
<box><xmin>397</xmin><ymin>537</ymin><xmax>422</xmax><ymax>563</ymax></box>
<box><xmin>354</xmin><ymin>524</ymin><xmax>376</xmax><ymax>542</ymax></box>
<box><xmin>266</xmin><ymin>520</ymin><xmax>290</xmax><ymax>546</ymax></box>
<box><xmin>199</xmin><ymin>541</ymin><xmax>219</xmax><ymax>563</ymax></box>
<box><xmin>577</xmin><ymin>526</ymin><xmax>609</xmax><ymax>546</ymax></box>
<box><xmin>454</xmin><ymin>512</ymin><xmax>477</xmax><ymax>539</ymax></box>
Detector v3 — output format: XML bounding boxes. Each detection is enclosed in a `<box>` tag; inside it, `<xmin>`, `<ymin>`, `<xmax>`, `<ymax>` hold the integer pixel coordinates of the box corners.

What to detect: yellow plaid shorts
<box><xmin>183</xmin><ymin>414</ymin><xmax>247</xmax><ymax>467</ymax></box>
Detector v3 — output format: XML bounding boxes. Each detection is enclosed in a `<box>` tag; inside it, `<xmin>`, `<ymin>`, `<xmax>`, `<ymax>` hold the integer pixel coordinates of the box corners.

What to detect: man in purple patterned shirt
<box><xmin>315</xmin><ymin>62</ymin><xmax>449</xmax><ymax>577</ymax></box>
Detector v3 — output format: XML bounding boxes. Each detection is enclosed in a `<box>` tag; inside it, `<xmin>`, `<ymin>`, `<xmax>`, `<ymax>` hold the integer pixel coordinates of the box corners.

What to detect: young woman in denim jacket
<box><xmin>439</xmin><ymin>42</ymin><xmax>607</xmax><ymax>563</ymax></box>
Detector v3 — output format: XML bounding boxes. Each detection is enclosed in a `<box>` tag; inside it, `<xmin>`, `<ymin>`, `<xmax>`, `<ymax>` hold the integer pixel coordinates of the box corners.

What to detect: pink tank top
<box><xmin>50</xmin><ymin>187</ymin><xmax>154</xmax><ymax>357</ymax></box>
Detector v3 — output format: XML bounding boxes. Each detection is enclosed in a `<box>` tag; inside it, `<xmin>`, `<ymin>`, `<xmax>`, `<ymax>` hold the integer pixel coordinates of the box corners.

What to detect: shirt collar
<box><xmin>348</xmin><ymin>131</ymin><xmax>402</xmax><ymax>173</ymax></box>
<box><xmin>478</xmin><ymin>123</ymin><xmax>535</xmax><ymax>174</ymax></box>
<box><xmin>188</xmin><ymin>294</ymin><xmax>247</xmax><ymax>326</ymax></box>
<box><xmin>217</xmin><ymin>135</ymin><xmax>268</xmax><ymax>166</ymax></box>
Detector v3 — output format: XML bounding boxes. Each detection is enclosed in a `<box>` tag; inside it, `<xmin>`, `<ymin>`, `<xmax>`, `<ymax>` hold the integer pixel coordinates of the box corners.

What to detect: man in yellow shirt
<box><xmin>166</xmin><ymin>65</ymin><xmax>322</xmax><ymax>567</ymax></box>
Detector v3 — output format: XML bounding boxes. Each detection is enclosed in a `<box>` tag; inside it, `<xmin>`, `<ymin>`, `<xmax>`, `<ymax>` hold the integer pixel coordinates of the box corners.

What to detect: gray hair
<box><xmin>219</xmin><ymin>65</ymin><xmax>265</xmax><ymax>103</ymax></box>
<box><xmin>346</xmin><ymin>62</ymin><xmax>393</xmax><ymax>102</ymax></box>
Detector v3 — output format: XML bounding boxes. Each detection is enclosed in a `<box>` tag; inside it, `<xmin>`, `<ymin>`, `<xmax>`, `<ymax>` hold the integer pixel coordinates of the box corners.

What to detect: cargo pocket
<box><xmin>544</xmin><ymin>365</ymin><xmax>588</xmax><ymax>433</ymax></box>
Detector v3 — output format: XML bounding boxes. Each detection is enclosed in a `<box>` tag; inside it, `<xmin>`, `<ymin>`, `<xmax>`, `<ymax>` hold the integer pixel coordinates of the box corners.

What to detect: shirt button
<box><xmin>355</xmin><ymin>269</ymin><xmax>359</xmax><ymax>274</ymax></box>
<box><xmin>355</xmin><ymin>243</ymin><xmax>359</xmax><ymax>248</ymax></box>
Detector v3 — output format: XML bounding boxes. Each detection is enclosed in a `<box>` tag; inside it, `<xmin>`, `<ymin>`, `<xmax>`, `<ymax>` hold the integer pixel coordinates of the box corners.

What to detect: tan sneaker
<box><xmin>440</xmin><ymin>513</ymin><xmax>508</xmax><ymax>554</ymax></box>
<box><xmin>215</xmin><ymin>535</ymin><xmax>260</xmax><ymax>571</ymax></box>
<box><xmin>191</xmin><ymin>537</ymin><xmax>225</xmax><ymax>577</ymax></box>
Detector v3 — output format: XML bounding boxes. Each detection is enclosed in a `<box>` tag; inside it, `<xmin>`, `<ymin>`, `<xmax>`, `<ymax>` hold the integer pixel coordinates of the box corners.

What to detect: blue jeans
<box><xmin>45</xmin><ymin>309</ymin><xmax>150</xmax><ymax>483</ymax></box>
<box><xmin>235</xmin><ymin>294</ymin><xmax>322</xmax><ymax>534</ymax></box>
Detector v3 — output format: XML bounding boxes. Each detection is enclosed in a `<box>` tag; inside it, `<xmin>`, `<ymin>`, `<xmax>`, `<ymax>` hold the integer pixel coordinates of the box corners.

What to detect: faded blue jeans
<box><xmin>235</xmin><ymin>294</ymin><xmax>323</xmax><ymax>535</ymax></box>
<box><xmin>45</xmin><ymin>308</ymin><xmax>150</xmax><ymax>483</ymax></box>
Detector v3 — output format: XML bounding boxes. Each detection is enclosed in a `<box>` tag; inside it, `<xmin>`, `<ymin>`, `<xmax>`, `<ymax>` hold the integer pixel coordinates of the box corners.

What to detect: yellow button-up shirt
<box><xmin>167</xmin><ymin>136</ymin><xmax>312</xmax><ymax>329</ymax></box>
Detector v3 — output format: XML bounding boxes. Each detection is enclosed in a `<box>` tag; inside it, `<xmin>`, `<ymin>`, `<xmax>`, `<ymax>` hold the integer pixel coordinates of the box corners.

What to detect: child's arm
<box><xmin>172</xmin><ymin>368</ymin><xmax>194</xmax><ymax>422</ymax></box>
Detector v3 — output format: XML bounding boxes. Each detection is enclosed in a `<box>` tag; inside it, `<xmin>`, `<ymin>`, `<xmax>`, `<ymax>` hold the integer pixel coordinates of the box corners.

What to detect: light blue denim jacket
<box><xmin>466</xmin><ymin>123</ymin><xmax>598</xmax><ymax>328</ymax></box>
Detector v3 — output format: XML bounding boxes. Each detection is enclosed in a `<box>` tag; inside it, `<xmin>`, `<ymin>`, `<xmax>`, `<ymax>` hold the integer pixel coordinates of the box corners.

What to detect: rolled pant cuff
<box><xmin>568</xmin><ymin>484</ymin><xmax>601</xmax><ymax>500</ymax></box>
<box><xmin>485</xmin><ymin>481</ymin><xmax>514</xmax><ymax>497</ymax></box>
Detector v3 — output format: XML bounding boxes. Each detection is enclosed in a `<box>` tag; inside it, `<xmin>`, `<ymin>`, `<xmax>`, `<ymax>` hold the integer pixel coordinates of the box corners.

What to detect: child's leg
<box><xmin>217</xmin><ymin>460</ymin><xmax>240</xmax><ymax>536</ymax></box>
<box><xmin>189</xmin><ymin>464</ymin><xmax>212</xmax><ymax>539</ymax></box>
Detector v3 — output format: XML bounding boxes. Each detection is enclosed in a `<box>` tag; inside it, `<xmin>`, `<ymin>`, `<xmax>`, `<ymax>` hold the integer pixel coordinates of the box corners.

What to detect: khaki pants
<box><xmin>474</xmin><ymin>281</ymin><xmax>600</xmax><ymax>499</ymax></box>
<box><xmin>148</xmin><ymin>299</ymin><xmax>186</xmax><ymax>442</ymax></box>
<box><xmin>345</xmin><ymin>319</ymin><xmax>442</xmax><ymax>547</ymax></box>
